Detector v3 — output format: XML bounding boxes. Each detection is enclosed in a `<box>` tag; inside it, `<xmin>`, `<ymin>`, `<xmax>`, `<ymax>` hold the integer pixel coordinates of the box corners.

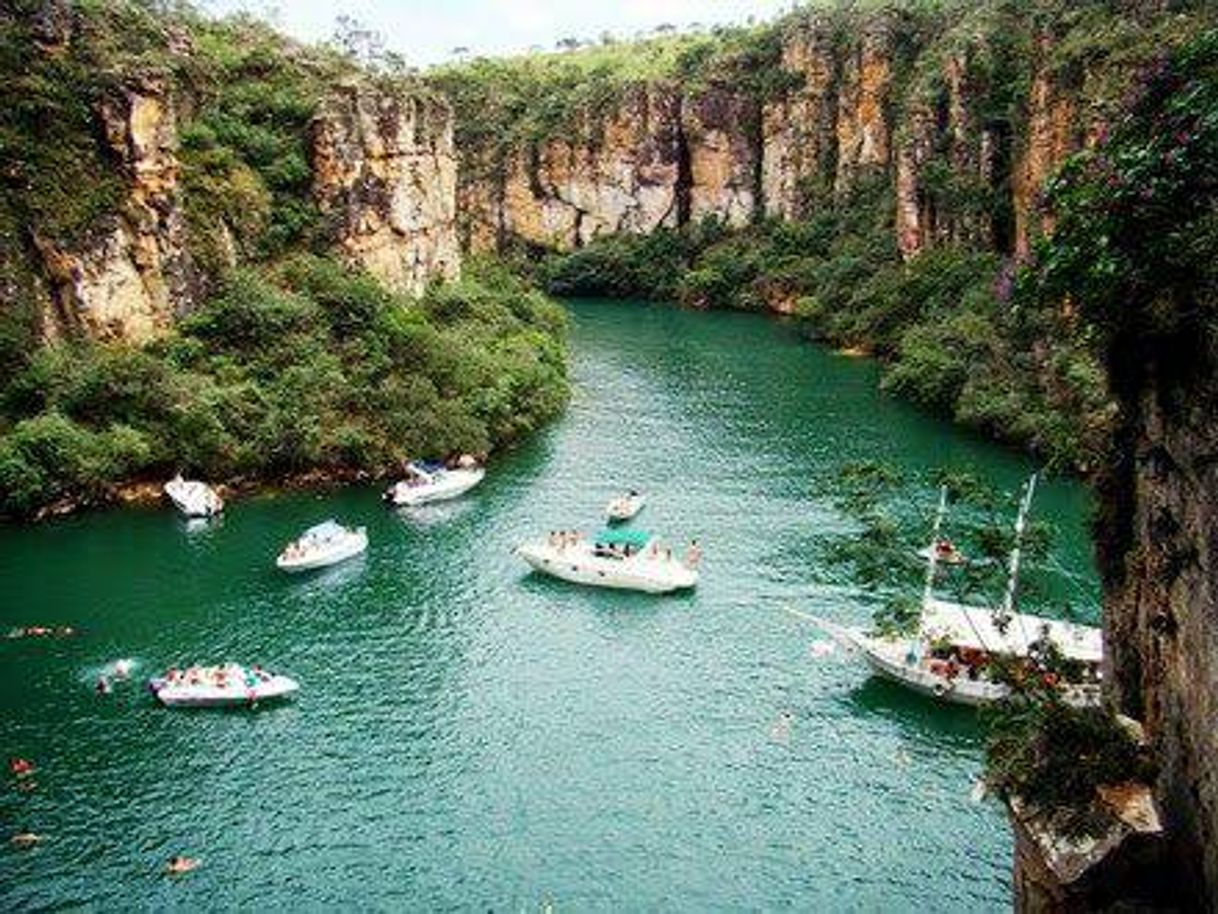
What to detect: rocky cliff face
<box><xmin>759</xmin><ymin>16</ymin><xmax>838</xmax><ymax>221</ymax></box>
<box><xmin>35</xmin><ymin>77</ymin><xmax>195</xmax><ymax>343</ymax></box>
<box><xmin>6</xmin><ymin>9</ymin><xmax>462</xmax><ymax>350</ymax></box>
<box><xmin>460</xmin><ymin>85</ymin><xmax>684</xmax><ymax>251</ymax></box>
<box><xmin>453</xmin><ymin>12</ymin><xmax>1130</xmax><ymax>264</ymax></box>
<box><xmin>457</xmin><ymin>17</ymin><xmax>915</xmax><ymax>254</ymax></box>
<box><xmin>311</xmin><ymin>85</ymin><xmax>460</xmax><ymax>296</ymax></box>
<box><xmin>1102</xmin><ymin>375</ymin><xmax>1218</xmax><ymax>905</ymax></box>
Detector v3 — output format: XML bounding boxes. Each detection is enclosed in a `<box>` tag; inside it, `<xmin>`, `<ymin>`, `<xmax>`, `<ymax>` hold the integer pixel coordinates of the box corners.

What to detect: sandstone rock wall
<box><xmin>311</xmin><ymin>85</ymin><xmax>460</xmax><ymax>297</ymax></box>
<box><xmin>1013</xmin><ymin>34</ymin><xmax>1080</xmax><ymax>257</ymax></box>
<box><xmin>760</xmin><ymin>15</ymin><xmax>839</xmax><ymax>221</ymax></box>
<box><xmin>36</xmin><ymin>79</ymin><xmax>195</xmax><ymax>343</ymax></box>
<box><xmin>895</xmin><ymin>50</ymin><xmax>1002</xmax><ymax>259</ymax></box>
<box><xmin>834</xmin><ymin>18</ymin><xmax>893</xmax><ymax>194</ymax></box>
<box><xmin>460</xmin><ymin>16</ymin><xmax>910</xmax><ymax>253</ymax></box>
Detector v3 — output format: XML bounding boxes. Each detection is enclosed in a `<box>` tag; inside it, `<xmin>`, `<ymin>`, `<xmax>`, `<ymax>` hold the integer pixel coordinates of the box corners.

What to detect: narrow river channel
<box><xmin>0</xmin><ymin>299</ymin><xmax>1100</xmax><ymax>910</ymax></box>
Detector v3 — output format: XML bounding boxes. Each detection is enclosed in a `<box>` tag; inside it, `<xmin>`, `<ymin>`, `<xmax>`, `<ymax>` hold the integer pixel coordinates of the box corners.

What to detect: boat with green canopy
<box><xmin>515</xmin><ymin>527</ymin><xmax>699</xmax><ymax>594</ymax></box>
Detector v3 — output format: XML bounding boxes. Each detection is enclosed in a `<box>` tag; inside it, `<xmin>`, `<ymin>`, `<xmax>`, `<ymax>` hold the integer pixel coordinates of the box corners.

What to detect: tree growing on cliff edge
<box><xmin>1027</xmin><ymin>29</ymin><xmax>1218</xmax><ymax>577</ymax></box>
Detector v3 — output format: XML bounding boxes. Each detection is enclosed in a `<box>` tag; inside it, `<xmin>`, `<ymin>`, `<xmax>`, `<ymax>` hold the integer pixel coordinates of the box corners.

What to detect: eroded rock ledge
<box><xmin>311</xmin><ymin>84</ymin><xmax>460</xmax><ymax>297</ymax></box>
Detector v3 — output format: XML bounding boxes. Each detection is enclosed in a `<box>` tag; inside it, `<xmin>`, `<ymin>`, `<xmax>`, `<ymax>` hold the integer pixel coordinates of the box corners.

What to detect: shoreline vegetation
<box><xmin>0</xmin><ymin>257</ymin><xmax>569</xmax><ymax>521</ymax></box>
<box><xmin>534</xmin><ymin>191</ymin><xmax>1113</xmax><ymax>476</ymax></box>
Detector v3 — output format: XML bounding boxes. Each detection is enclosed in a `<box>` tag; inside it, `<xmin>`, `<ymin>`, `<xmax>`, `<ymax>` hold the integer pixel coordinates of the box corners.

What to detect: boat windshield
<box><xmin>301</xmin><ymin>520</ymin><xmax>346</xmax><ymax>543</ymax></box>
<box><xmin>407</xmin><ymin>461</ymin><xmax>445</xmax><ymax>482</ymax></box>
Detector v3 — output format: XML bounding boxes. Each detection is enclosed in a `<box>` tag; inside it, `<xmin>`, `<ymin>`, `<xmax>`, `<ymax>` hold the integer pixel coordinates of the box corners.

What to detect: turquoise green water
<box><xmin>0</xmin><ymin>300</ymin><xmax>1098</xmax><ymax>910</ymax></box>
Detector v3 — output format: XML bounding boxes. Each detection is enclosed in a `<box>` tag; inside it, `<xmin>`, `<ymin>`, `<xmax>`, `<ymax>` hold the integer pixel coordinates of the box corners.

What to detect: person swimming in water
<box><xmin>95</xmin><ymin>676</ymin><xmax>112</xmax><ymax>695</ymax></box>
<box><xmin>685</xmin><ymin>539</ymin><xmax>703</xmax><ymax>569</ymax></box>
<box><xmin>166</xmin><ymin>855</ymin><xmax>200</xmax><ymax>875</ymax></box>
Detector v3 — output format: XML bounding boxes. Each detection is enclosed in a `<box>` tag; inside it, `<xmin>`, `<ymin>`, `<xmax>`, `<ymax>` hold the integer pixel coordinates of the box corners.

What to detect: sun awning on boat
<box><xmin>922</xmin><ymin>598</ymin><xmax>1103</xmax><ymax>662</ymax></box>
<box><xmin>594</xmin><ymin>529</ymin><xmax>652</xmax><ymax>549</ymax></box>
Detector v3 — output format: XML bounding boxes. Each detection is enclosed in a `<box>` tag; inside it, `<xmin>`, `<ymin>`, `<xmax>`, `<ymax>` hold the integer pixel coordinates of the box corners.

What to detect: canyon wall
<box><xmin>311</xmin><ymin>86</ymin><xmax>460</xmax><ymax>297</ymax></box>
<box><xmin>33</xmin><ymin>77</ymin><xmax>195</xmax><ymax>344</ymax></box>
<box><xmin>1102</xmin><ymin>372</ymin><xmax>1218</xmax><ymax>905</ymax></box>
<box><xmin>3</xmin><ymin>10</ymin><xmax>460</xmax><ymax>349</ymax></box>
<box><xmin>453</xmin><ymin>10</ymin><xmax>1087</xmax><ymax>261</ymax></box>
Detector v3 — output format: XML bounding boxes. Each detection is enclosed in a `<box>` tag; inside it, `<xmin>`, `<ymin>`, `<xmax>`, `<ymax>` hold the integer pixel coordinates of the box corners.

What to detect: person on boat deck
<box><xmin>685</xmin><ymin>540</ymin><xmax>703</xmax><ymax>568</ymax></box>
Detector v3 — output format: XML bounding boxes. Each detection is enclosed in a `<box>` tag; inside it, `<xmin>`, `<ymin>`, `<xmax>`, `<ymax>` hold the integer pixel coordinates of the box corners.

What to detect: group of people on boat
<box><xmin>398</xmin><ymin>454</ymin><xmax>480</xmax><ymax>486</ymax></box>
<box><xmin>159</xmin><ymin>664</ymin><xmax>272</xmax><ymax>689</ymax></box>
<box><xmin>279</xmin><ymin>529</ymin><xmax>350</xmax><ymax>562</ymax></box>
<box><xmin>920</xmin><ymin>632</ymin><xmax>1101</xmax><ymax>689</ymax></box>
<box><xmin>547</xmin><ymin>530</ymin><xmax>702</xmax><ymax>568</ymax></box>
<box><xmin>548</xmin><ymin>530</ymin><xmax>585</xmax><ymax>549</ymax></box>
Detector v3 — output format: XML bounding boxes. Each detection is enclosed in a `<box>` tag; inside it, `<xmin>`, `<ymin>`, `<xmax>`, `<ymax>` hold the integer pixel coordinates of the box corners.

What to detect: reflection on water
<box><xmin>0</xmin><ymin>300</ymin><xmax>1096</xmax><ymax>910</ymax></box>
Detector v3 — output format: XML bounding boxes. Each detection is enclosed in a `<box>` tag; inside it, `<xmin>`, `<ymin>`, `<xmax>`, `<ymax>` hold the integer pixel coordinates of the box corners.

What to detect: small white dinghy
<box><xmin>384</xmin><ymin>460</ymin><xmax>485</xmax><ymax>507</ymax></box>
<box><xmin>605</xmin><ymin>490</ymin><xmax>646</xmax><ymax>523</ymax></box>
<box><xmin>515</xmin><ymin>528</ymin><xmax>699</xmax><ymax>594</ymax></box>
<box><xmin>276</xmin><ymin>520</ymin><xmax>367</xmax><ymax>572</ymax></box>
<box><xmin>148</xmin><ymin>664</ymin><xmax>298</xmax><ymax>708</ymax></box>
<box><xmin>164</xmin><ymin>474</ymin><xmax>223</xmax><ymax>518</ymax></box>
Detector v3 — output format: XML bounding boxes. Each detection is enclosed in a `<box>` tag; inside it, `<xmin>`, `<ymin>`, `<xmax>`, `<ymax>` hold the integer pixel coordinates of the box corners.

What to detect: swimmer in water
<box><xmin>96</xmin><ymin>676</ymin><xmax>112</xmax><ymax>695</ymax></box>
<box><xmin>113</xmin><ymin>659</ymin><xmax>132</xmax><ymax>679</ymax></box>
<box><xmin>8</xmin><ymin>757</ymin><xmax>35</xmax><ymax>777</ymax></box>
<box><xmin>166</xmin><ymin>855</ymin><xmax>200</xmax><ymax>875</ymax></box>
<box><xmin>10</xmin><ymin>832</ymin><xmax>41</xmax><ymax>848</ymax></box>
<box><xmin>770</xmin><ymin>709</ymin><xmax>794</xmax><ymax>744</ymax></box>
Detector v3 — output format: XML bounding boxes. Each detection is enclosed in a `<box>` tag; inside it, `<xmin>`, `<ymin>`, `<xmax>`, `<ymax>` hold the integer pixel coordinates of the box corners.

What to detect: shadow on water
<box><xmin>841</xmin><ymin>676</ymin><xmax>985</xmax><ymax>745</ymax></box>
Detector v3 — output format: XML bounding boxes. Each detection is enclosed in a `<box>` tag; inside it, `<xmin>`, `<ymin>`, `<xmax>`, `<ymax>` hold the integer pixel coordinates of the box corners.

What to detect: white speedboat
<box><xmin>384</xmin><ymin>461</ymin><xmax>485</xmax><ymax>507</ymax></box>
<box><xmin>818</xmin><ymin>476</ymin><xmax>1103</xmax><ymax>708</ymax></box>
<box><xmin>515</xmin><ymin>528</ymin><xmax>698</xmax><ymax>594</ymax></box>
<box><xmin>276</xmin><ymin>520</ymin><xmax>367</xmax><ymax>572</ymax></box>
<box><xmin>164</xmin><ymin>474</ymin><xmax>223</xmax><ymax>518</ymax></box>
<box><xmin>148</xmin><ymin>664</ymin><xmax>299</xmax><ymax>708</ymax></box>
<box><xmin>605</xmin><ymin>491</ymin><xmax>646</xmax><ymax>523</ymax></box>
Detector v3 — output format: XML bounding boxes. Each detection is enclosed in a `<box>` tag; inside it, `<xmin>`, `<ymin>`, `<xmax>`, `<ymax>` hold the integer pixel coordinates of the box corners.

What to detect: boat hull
<box><xmin>387</xmin><ymin>469</ymin><xmax>484</xmax><ymax>507</ymax></box>
<box><xmin>816</xmin><ymin>619</ymin><xmax>1100</xmax><ymax>709</ymax></box>
<box><xmin>149</xmin><ymin>674</ymin><xmax>299</xmax><ymax>708</ymax></box>
<box><xmin>516</xmin><ymin>543</ymin><xmax>696</xmax><ymax>594</ymax></box>
<box><xmin>276</xmin><ymin>530</ymin><xmax>367</xmax><ymax>572</ymax></box>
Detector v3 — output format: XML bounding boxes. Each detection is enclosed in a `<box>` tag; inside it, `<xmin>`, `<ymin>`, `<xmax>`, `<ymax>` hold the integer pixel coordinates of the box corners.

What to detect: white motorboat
<box><xmin>164</xmin><ymin>474</ymin><xmax>223</xmax><ymax>518</ymax></box>
<box><xmin>515</xmin><ymin>528</ymin><xmax>699</xmax><ymax>594</ymax></box>
<box><xmin>818</xmin><ymin>476</ymin><xmax>1103</xmax><ymax>708</ymax></box>
<box><xmin>148</xmin><ymin>664</ymin><xmax>299</xmax><ymax>708</ymax></box>
<box><xmin>384</xmin><ymin>461</ymin><xmax>485</xmax><ymax>507</ymax></box>
<box><xmin>605</xmin><ymin>490</ymin><xmax>646</xmax><ymax>523</ymax></box>
<box><xmin>276</xmin><ymin>520</ymin><xmax>367</xmax><ymax>572</ymax></box>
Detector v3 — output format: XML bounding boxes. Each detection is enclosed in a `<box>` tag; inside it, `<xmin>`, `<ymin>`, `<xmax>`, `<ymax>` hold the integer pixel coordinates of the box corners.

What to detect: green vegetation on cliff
<box><xmin>0</xmin><ymin>258</ymin><xmax>567</xmax><ymax>517</ymax></box>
